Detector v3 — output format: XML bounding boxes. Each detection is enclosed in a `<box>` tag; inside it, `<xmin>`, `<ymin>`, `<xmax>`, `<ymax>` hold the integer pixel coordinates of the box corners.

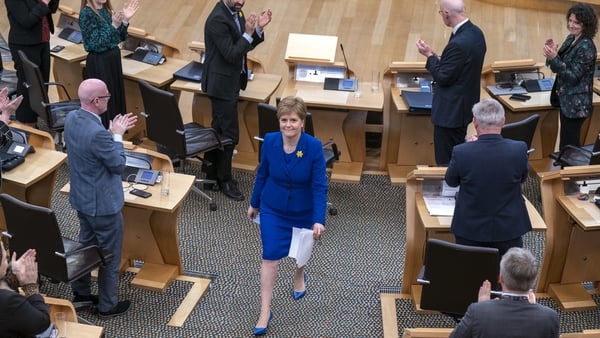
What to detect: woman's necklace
<box><xmin>284</xmin><ymin>142</ymin><xmax>297</xmax><ymax>153</ymax></box>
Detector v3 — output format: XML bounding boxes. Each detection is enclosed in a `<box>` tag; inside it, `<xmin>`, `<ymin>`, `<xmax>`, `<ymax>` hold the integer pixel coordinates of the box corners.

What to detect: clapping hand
<box><xmin>109</xmin><ymin>113</ymin><xmax>137</xmax><ymax>136</ymax></box>
<box><xmin>257</xmin><ymin>9</ymin><xmax>272</xmax><ymax>30</ymax></box>
<box><xmin>477</xmin><ymin>280</ymin><xmax>492</xmax><ymax>302</ymax></box>
<box><xmin>245</xmin><ymin>13</ymin><xmax>257</xmax><ymax>35</ymax></box>
<box><xmin>122</xmin><ymin>0</ymin><xmax>140</xmax><ymax>21</ymax></box>
<box><xmin>10</xmin><ymin>249</ymin><xmax>38</xmax><ymax>286</ymax></box>
<box><xmin>543</xmin><ymin>38</ymin><xmax>558</xmax><ymax>60</ymax></box>
<box><xmin>112</xmin><ymin>10</ymin><xmax>124</xmax><ymax>28</ymax></box>
<box><xmin>0</xmin><ymin>87</ymin><xmax>23</xmax><ymax>124</ymax></box>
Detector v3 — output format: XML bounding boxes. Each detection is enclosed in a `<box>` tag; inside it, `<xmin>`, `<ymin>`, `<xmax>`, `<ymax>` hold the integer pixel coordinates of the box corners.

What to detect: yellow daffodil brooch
<box><xmin>296</xmin><ymin>150</ymin><xmax>303</xmax><ymax>158</ymax></box>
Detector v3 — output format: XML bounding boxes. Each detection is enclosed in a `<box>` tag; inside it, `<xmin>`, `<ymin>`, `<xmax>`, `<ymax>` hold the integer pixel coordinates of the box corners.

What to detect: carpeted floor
<box><xmin>39</xmin><ymin>163</ymin><xmax>600</xmax><ymax>337</ymax></box>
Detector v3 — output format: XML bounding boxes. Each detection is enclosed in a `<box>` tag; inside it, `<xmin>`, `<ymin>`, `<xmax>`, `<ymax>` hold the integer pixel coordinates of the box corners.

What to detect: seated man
<box><xmin>450</xmin><ymin>247</ymin><xmax>559</xmax><ymax>338</ymax></box>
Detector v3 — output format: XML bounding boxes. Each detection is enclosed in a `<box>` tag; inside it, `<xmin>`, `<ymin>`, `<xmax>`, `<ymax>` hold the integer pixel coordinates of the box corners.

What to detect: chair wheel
<box><xmin>329</xmin><ymin>208</ymin><xmax>338</xmax><ymax>216</ymax></box>
<box><xmin>210</xmin><ymin>202</ymin><xmax>218</xmax><ymax>211</ymax></box>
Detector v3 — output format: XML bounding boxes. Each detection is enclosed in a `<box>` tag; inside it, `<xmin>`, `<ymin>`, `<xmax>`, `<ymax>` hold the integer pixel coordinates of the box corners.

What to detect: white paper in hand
<box><xmin>288</xmin><ymin>227</ymin><xmax>315</xmax><ymax>267</ymax></box>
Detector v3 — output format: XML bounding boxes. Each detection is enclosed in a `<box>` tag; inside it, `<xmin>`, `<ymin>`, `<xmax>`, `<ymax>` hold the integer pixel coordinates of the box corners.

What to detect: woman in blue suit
<box><xmin>247</xmin><ymin>96</ymin><xmax>327</xmax><ymax>335</ymax></box>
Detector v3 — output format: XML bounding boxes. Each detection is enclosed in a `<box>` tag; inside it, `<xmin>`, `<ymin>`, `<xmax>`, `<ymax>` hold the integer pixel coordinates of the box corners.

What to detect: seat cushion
<box><xmin>184</xmin><ymin>123</ymin><xmax>231</xmax><ymax>155</ymax></box>
<box><xmin>49</xmin><ymin>100</ymin><xmax>80</xmax><ymax>130</ymax></box>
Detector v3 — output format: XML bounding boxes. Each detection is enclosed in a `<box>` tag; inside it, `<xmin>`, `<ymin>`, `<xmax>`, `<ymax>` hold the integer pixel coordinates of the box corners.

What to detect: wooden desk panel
<box><xmin>281</xmin><ymin>80</ymin><xmax>384</xmax><ymax>182</ymax></box>
<box><xmin>169</xmin><ymin>73</ymin><xmax>282</xmax><ymax>172</ymax></box>
<box><xmin>0</xmin><ymin>124</ymin><xmax>67</xmax><ymax>231</ymax></box>
<box><xmin>61</xmin><ymin>147</ymin><xmax>196</xmax><ymax>291</ymax></box>
<box><xmin>539</xmin><ymin>168</ymin><xmax>600</xmax><ymax>311</ymax></box>
<box><xmin>402</xmin><ymin>168</ymin><xmax>547</xmax><ymax>299</ymax></box>
<box><xmin>50</xmin><ymin>35</ymin><xmax>86</xmax><ymax>100</ymax></box>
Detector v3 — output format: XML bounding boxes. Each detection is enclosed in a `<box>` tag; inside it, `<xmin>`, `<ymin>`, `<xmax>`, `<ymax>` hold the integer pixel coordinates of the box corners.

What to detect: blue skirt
<box><xmin>259</xmin><ymin>203</ymin><xmax>312</xmax><ymax>260</ymax></box>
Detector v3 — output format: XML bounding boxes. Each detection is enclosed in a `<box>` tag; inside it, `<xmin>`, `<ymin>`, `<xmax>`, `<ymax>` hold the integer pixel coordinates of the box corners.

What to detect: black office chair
<box><xmin>501</xmin><ymin>113</ymin><xmax>540</xmax><ymax>153</ymax></box>
<box><xmin>0</xmin><ymin>193</ymin><xmax>113</xmax><ymax>289</ymax></box>
<box><xmin>256</xmin><ymin>102</ymin><xmax>340</xmax><ymax>215</ymax></box>
<box><xmin>138</xmin><ymin>79</ymin><xmax>232</xmax><ymax>211</ymax></box>
<box><xmin>17</xmin><ymin>50</ymin><xmax>79</xmax><ymax>150</ymax></box>
<box><xmin>418</xmin><ymin>238</ymin><xmax>499</xmax><ymax>321</ymax></box>
<box><xmin>550</xmin><ymin>133</ymin><xmax>600</xmax><ymax>168</ymax></box>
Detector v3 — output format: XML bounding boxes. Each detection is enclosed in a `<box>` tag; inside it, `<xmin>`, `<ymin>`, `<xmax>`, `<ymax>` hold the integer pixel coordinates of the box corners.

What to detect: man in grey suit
<box><xmin>416</xmin><ymin>0</ymin><xmax>486</xmax><ymax>166</ymax></box>
<box><xmin>450</xmin><ymin>247</ymin><xmax>559</xmax><ymax>337</ymax></box>
<box><xmin>201</xmin><ymin>0</ymin><xmax>272</xmax><ymax>201</ymax></box>
<box><xmin>65</xmin><ymin>78</ymin><xmax>137</xmax><ymax>318</ymax></box>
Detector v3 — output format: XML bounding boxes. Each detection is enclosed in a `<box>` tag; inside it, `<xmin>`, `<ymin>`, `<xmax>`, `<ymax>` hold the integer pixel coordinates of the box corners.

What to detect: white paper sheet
<box><xmin>288</xmin><ymin>227</ymin><xmax>315</xmax><ymax>267</ymax></box>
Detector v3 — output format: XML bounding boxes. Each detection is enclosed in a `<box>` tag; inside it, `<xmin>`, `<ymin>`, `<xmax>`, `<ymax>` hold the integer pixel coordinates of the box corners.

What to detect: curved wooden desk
<box><xmin>539</xmin><ymin>165</ymin><xmax>600</xmax><ymax>311</ymax></box>
<box><xmin>169</xmin><ymin>73</ymin><xmax>282</xmax><ymax>172</ymax></box>
<box><xmin>0</xmin><ymin>123</ymin><xmax>67</xmax><ymax>230</ymax></box>
<box><xmin>403</xmin><ymin>167</ymin><xmax>547</xmax><ymax>309</ymax></box>
<box><xmin>61</xmin><ymin>147</ymin><xmax>195</xmax><ymax>291</ymax></box>
<box><xmin>281</xmin><ymin>80</ymin><xmax>384</xmax><ymax>182</ymax></box>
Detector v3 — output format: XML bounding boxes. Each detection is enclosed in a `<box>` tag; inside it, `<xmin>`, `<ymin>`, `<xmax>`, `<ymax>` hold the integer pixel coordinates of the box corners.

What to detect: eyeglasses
<box><xmin>438</xmin><ymin>9</ymin><xmax>447</xmax><ymax>15</ymax></box>
<box><xmin>90</xmin><ymin>94</ymin><xmax>111</xmax><ymax>103</ymax></box>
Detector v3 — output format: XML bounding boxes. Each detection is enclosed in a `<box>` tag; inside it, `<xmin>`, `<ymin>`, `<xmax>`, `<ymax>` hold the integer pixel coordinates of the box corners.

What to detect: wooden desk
<box><xmin>46</xmin><ymin>296</ymin><xmax>104</xmax><ymax>337</ymax></box>
<box><xmin>281</xmin><ymin>80</ymin><xmax>384</xmax><ymax>182</ymax></box>
<box><xmin>539</xmin><ymin>166</ymin><xmax>600</xmax><ymax>311</ymax></box>
<box><xmin>169</xmin><ymin>73</ymin><xmax>282</xmax><ymax>172</ymax></box>
<box><xmin>0</xmin><ymin>123</ymin><xmax>67</xmax><ymax>230</ymax></box>
<box><xmin>61</xmin><ymin>147</ymin><xmax>196</xmax><ymax>291</ymax></box>
<box><xmin>403</xmin><ymin>167</ymin><xmax>547</xmax><ymax>306</ymax></box>
<box><xmin>50</xmin><ymin>35</ymin><xmax>86</xmax><ymax>101</ymax></box>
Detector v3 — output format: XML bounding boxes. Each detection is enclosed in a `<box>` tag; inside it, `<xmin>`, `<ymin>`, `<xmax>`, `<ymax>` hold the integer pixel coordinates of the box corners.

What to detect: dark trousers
<box><xmin>71</xmin><ymin>211</ymin><xmax>123</xmax><ymax>312</ymax></box>
<box><xmin>559</xmin><ymin>113</ymin><xmax>586</xmax><ymax>150</ymax></box>
<box><xmin>85</xmin><ymin>47</ymin><xmax>126</xmax><ymax>129</ymax></box>
<box><xmin>9</xmin><ymin>42</ymin><xmax>51</xmax><ymax>123</ymax></box>
<box><xmin>455</xmin><ymin>235</ymin><xmax>523</xmax><ymax>257</ymax></box>
<box><xmin>433</xmin><ymin>125</ymin><xmax>467</xmax><ymax>166</ymax></box>
<box><xmin>204</xmin><ymin>96</ymin><xmax>239</xmax><ymax>183</ymax></box>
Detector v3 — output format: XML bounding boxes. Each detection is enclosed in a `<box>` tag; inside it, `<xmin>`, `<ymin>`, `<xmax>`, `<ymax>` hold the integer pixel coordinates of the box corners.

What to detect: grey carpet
<box><xmin>39</xmin><ymin>164</ymin><xmax>600</xmax><ymax>337</ymax></box>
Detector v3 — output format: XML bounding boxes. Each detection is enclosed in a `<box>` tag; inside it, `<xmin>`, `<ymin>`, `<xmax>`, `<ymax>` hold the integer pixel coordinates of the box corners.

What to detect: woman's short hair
<box><xmin>568</xmin><ymin>3</ymin><xmax>598</xmax><ymax>39</ymax></box>
<box><xmin>276</xmin><ymin>96</ymin><xmax>307</xmax><ymax>120</ymax></box>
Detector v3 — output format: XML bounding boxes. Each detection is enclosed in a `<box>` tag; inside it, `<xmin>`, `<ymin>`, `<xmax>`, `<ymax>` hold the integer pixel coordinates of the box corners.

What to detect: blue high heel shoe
<box><xmin>293</xmin><ymin>273</ymin><xmax>307</xmax><ymax>300</ymax></box>
<box><xmin>253</xmin><ymin>311</ymin><xmax>273</xmax><ymax>336</ymax></box>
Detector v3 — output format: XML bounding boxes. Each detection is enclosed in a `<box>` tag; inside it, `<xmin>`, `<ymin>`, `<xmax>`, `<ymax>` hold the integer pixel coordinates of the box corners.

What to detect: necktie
<box><xmin>233</xmin><ymin>12</ymin><xmax>246</xmax><ymax>73</ymax></box>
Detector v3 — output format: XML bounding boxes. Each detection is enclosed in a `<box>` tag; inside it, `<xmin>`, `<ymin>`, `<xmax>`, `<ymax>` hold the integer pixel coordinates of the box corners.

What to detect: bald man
<box><xmin>65</xmin><ymin>78</ymin><xmax>137</xmax><ymax>318</ymax></box>
<box><xmin>416</xmin><ymin>0</ymin><xmax>487</xmax><ymax>166</ymax></box>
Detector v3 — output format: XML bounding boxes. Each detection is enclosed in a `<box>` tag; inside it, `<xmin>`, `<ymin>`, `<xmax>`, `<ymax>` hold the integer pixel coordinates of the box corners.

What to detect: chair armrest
<box><xmin>56</xmin><ymin>244</ymin><xmax>110</xmax><ymax>266</ymax></box>
<box><xmin>43</xmin><ymin>81</ymin><xmax>73</xmax><ymax>100</ymax></box>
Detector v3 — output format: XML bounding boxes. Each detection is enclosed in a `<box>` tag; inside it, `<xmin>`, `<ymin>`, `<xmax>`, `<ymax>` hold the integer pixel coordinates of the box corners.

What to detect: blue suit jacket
<box><xmin>445</xmin><ymin>134</ymin><xmax>531</xmax><ymax>242</ymax></box>
<box><xmin>250</xmin><ymin>132</ymin><xmax>328</xmax><ymax>225</ymax></box>
<box><xmin>450</xmin><ymin>298</ymin><xmax>559</xmax><ymax>338</ymax></box>
<box><xmin>202</xmin><ymin>1</ymin><xmax>264</xmax><ymax>99</ymax></box>
<box><xmin>64</xmin><ymin>109</ymin><xmax>126</xmax><ymax>216</ymax></box>
<box><xmin>426</xmin><ymin>20</ymin><xmax>486</xmax><ymax>128</ymax></box>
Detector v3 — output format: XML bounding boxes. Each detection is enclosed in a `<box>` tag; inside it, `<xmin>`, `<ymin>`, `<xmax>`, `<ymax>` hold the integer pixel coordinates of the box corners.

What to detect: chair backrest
<box><xmin>17</xmin><ymin>50</ymin><xmax>52</xmax><ymax>126</ymax></box>
<box><xmin>0</xmin><ymin>193</ymin><xmax>69</xmax><ymax>282</ymax></box>
<box><xmin>501</xmin><ymin>113</ymin><xmax>540</xmax><ymax>150</ymax></box>
<box><xmin>257</xmin><ymin>103</ymin><xmax>279</xmax><ymax>159</ymax></box>
<box><xmin>138</xmin><ymin>79</ymin><xmax>187</xmax><ymax>160</ymax></box>
<box><xmin>419</xmin><ymin>238</ymin><xmax>499</xmax><ymax>318</ymax></box>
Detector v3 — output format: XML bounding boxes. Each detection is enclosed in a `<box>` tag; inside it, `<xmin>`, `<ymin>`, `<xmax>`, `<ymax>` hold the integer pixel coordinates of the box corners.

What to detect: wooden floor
<box><xmin>1</xmin><ymin>0</ymin><xmax>593</xmax><ymax>103</ymax></box>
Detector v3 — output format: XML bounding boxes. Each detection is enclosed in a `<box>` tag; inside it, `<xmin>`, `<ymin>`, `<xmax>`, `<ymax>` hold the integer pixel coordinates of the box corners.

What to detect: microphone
<box><xmin>340</xmin><ymin>43</ymin><xmax>350</xmax><ymax>79</ymax></box>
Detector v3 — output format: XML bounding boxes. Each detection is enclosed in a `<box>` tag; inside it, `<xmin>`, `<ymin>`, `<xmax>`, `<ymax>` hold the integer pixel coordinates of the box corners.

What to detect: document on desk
<box><xmin>289</xmin><ymin>227</ymin><xmax>315</xmax><ymax>267</ymax></box>
<box><xmin>423</xmin><ymin>195</ymin><xmax>455</xmax><ymax>216</ymax></box>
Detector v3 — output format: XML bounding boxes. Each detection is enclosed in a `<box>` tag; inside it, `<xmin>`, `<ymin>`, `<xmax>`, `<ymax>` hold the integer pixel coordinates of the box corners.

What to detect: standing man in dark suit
<box><xmin>416</xmin><ymin>0</ymin><xmax>486</xmax><ymax>166</ymax></box>
<box><xmin>65</xmin><ymin>78</ymin><xmax>137</xmax><ymax>318</ymax></box>
<box><xmin>450</xmin><ymin>247</ymin><xmax>559</xmax><ymax>338</ymax></box>
<box><xmin>445</xmin><ymin>99</ymin><xmax>531</xmax><ymax>256</ymax></box>
<box><xmin>202</xmin><ymin>0</ymin><xmax>272</xmax><ymax>201</ymax></box>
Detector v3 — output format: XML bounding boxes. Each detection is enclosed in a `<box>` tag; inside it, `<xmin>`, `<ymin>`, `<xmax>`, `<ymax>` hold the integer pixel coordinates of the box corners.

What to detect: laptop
<box><xmin>173</xmin><ymin>61</ymin><xmax>203</xmax><ymax>82</ymax></box>
<box><xmin>523</xmin><ymin>78</ymin><xmax>554</xmax><ymax>93</ymax></box>
<box><xmin>401</xmin><ymin>90</ymin><xmax>432</xmax><ymax>114</ymax></box>
<box><xmin>58</xmin><ymin>28</ymin><xmax>83</xmax><ymax>44</ymax></box>
<box><xmin>126</xmin><ymin>49</ymin><xmax>164</xmax><ymax>65</ymax></box>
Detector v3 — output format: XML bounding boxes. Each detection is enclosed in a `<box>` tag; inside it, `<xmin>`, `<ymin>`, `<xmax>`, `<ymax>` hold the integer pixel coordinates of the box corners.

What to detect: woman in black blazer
<box><xmin>544</xmin><ymin>3</ymin><xmax>598</xmax><ymax>149</ymax></box>
<box><xmin>5</xmin><ymin>0</ymin><xmax>59</xmax><ymax>126</ymax></box>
